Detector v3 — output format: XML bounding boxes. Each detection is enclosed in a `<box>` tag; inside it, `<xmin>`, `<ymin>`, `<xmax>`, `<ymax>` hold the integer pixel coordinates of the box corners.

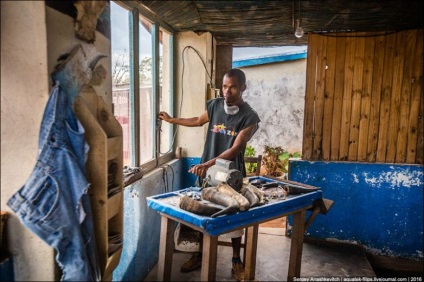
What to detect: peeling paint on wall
<box><xmin>289</xmin><ymin>160</ymin><xmax>424</xmax><ymax>259</ymax></box>
<box><xmin>239</xmin><ymin>59</ymin><xmax>306</xmax><ymax>155</ymax></box>
<box><xmin>363</xmin><ymin>168</ymin><xmax>423</xmax><ymax>188</ymax></box>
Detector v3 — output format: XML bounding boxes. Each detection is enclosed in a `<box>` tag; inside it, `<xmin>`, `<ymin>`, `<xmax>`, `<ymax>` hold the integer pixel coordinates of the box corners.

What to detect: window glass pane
<box><xmin>111</xmin><ymin>2</ymin><xmax>174</xmax><ymax>168</ymax></box>
<box><xmin>111</xmin><ymin>2</ymin><xmax>132</xmax><ymax>167</ymax></box>
<box><xmin>139</xmin><ymin>17</ymin><xmax>154</xmax><ymax>164</ymax></box>
<box><xmin>160</xmin><ymin>28</ymin><xmax>172</xmax><ymax>155</ymax></box>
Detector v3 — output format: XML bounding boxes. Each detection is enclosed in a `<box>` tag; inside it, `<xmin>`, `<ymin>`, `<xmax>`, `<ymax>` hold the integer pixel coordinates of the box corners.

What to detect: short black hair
<box><xmin>224</xmin><ymin>69</ymin><xmax>246</xmax><ymax>85</ymax></box>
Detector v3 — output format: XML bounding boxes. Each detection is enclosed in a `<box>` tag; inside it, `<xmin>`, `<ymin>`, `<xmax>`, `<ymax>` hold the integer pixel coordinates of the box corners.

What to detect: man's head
<box><xmin>222</xmin><ymin>69</ymin><xmax>246</xmax><ymax>106</ymax></box>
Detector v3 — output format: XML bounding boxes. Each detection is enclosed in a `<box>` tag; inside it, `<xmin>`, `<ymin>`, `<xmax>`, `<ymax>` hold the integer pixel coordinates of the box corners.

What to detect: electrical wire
<box><xmin>211</xmin><ymin>37</ymin><xmax>214</xmax><ymax>88</ymax></box>
<box><xmin>161</xmin><ymin>164</ymin><xmax>175</xmax><ymax>193</ymax></box>
<box><xmin>182</xmin><ymin>46</ymin><xmax>213</xmax><ymax>86</ymax></box>
<box><xmin>158</xmin><ymin>45</ymin><xmax>213</xmax><ymax>155</ymax></box>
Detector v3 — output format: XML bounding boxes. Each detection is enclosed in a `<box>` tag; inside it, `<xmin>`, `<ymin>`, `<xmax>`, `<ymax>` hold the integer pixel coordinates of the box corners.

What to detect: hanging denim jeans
<box><xmin>7</xmin><ymin>85</ymin><xmax>101</xmax><ymax>281</ymax></box>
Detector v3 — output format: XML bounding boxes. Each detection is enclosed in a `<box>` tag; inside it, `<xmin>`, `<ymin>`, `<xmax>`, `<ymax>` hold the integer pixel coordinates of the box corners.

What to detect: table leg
<box><xmin>244</xmin><ymin>224</ymin><xmax>259</xmax><ymax>280</ymax></box>
<box><xmin>287</xmin><ymin>210</ymin><xmax>306</xmax><ymax>281</ymax></box>
<box><xmin>201</xmin><ymin>234</ymin><xmax>218</xmax><ymax>281</ymax></box>
<box><xmin>157</xmin><ymin>216</ymin><xmax>175</xmax><ymax>281</ymax></box>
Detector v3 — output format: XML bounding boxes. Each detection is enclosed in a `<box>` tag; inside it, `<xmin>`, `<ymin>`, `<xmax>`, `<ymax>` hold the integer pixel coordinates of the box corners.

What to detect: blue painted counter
<box><xmin>288</xmin><ymin>160</ymin><xmax>423</xmax><ymax>259</ymax></box>
<box><xmin>147</xmin><ymin>183</ymin><xmax>322</xmax><ymax>236</ymax></box>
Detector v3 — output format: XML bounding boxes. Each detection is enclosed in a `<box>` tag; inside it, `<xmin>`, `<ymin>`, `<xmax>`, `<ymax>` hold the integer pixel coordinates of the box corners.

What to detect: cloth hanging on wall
<box><xmin>7</xmin><ymin>85</ymin><xmax>100</xmax><ymax>281</ymax></box>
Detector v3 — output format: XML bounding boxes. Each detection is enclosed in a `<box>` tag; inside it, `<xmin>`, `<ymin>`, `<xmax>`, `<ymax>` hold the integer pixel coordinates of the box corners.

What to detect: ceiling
<box><xmin>137</xmin><ymin>0</ymin><xmax>423</xmax><ymax>47</ymax></box>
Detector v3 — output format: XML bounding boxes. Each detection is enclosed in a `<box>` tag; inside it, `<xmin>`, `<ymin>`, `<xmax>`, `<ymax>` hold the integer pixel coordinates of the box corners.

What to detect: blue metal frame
<box><xmin>129</xmin><ymin>8</ymin><xmax>140</xmax><ymax>166</ymax></box>
<box><xmin>152</xmin><ymin>22</ymin><xmax>160</xmax><ymax>159</ymax></box>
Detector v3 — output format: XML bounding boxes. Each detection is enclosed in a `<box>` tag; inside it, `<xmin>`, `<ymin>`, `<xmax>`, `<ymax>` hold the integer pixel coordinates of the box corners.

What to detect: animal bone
<box><xmin>74</xmin><ymin>1</ymin><xmax>107</xmax><ymax>43</ymax></box>
<box><xmin>201</xmin><ymin>188</ymin><xmax>239</xmax><ymax>217</ymax></box>
<box><xmin>179</xmin><ymin>196</ymin><xmax>222</xmax><ymax>217</ymax></box>
<box><xmin>216</xmin><ymin>183</ymin><xmax>250</xmax><ymax>211</ymax></box>
<box><xmin>241</xmin><ymin>183</ymin><xmax>267</xmax><ymax>207</ymax></box>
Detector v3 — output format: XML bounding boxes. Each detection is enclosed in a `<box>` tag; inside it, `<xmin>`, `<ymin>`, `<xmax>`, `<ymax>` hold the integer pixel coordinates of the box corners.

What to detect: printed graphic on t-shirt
<box><xmin>211</xmin><ymin>123</ymin><xmax>238</xmax><ymax>136</ymax></box>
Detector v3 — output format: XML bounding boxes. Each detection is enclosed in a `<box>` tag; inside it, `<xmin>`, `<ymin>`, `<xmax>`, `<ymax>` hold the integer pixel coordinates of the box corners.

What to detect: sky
<box><xmin>111</xmin><ymin>2</ymin><xmax>130</xmax><ymax>53</ymax></box>
<box><xmin>111</xmin><ymin>2</ymin><xmax>306</xmax><ymax>61</ymax></box>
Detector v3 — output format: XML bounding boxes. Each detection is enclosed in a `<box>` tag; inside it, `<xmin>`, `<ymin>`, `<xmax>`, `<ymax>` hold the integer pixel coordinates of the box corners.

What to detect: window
<box><xmin>138</xmin><ymin>17</ymin><xmax>154</xmax><ymax>164</ymax></box>
<box><xmin>159</xmin><ymin>27</ymin><xmax>173</xmax><ymax>156</ymax></box>
<box><xmin>111</xmin><ymin>1</ymin><xmax>174</xmax><ymax>170</ymax></box>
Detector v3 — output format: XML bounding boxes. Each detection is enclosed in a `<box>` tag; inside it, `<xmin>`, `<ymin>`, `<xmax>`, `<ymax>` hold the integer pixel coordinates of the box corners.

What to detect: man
<box><xmin>158</xmin><ymin>68</ymin><xmax>260</xmax><ymax>281</ymax></box>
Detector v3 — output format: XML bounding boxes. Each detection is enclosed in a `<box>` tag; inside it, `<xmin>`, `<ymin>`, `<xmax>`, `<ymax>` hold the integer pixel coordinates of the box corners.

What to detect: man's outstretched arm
<box><xmin>158</xmin><ymin>111</ymin><xmax>209</xmax><ymax>127</ymax></box>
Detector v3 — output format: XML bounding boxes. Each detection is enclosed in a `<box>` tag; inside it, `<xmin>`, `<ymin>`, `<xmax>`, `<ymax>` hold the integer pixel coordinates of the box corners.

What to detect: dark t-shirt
<box><xmin>201</xmin><ymin>97</ymin><xmax>260</xmax><ymax>177</ymax></box>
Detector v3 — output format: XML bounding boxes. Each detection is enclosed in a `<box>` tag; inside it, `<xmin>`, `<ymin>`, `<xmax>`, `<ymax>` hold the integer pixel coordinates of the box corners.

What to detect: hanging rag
<box><xmin>7</xmin><ymin>85</ymin><xmax>101</xmax><ymax>281</ymax></box>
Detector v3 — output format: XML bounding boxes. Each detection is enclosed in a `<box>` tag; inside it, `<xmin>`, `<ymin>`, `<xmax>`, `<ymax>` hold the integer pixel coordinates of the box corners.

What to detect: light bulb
<box><xmin>294</xmin><ymin>19</ymin><xmax>304</xmax><ymax>38</ymax></box>
<box><xmin>295</xmin><ymin>26</ymin><xmax>304</xmax><ymax>38</ymax></box>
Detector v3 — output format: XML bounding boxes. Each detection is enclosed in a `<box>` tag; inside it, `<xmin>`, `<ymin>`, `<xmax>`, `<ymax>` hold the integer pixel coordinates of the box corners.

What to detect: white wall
<box><xmin>241</xmin><ymin>59</ymin><xmax>307</xmax><ymax>155</ymax></box>
<box><xmin>0</xmin><ymin>1</ymin><xmax>54</xmax><ymax>281</ymax></box>
<box><xmin>174</xmin><ymin>31</ymin><xmax>214</xmax><ymax>157</ymax></box>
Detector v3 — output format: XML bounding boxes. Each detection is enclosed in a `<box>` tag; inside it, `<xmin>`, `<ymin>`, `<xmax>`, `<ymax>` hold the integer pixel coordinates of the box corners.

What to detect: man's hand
<box><xmin>158</xmin><ymin>110</ymin><xmax>209</xmax><ymax>127</ymax></box>
<box><xmin>158</xmin><ymin>111</ymin><xmax>172</xmax><ymax>123</ymax></box>
<box><xmin>188</xmin><ymin>163</ymin><xmax>212</xmax><ymax>177</ymax></box>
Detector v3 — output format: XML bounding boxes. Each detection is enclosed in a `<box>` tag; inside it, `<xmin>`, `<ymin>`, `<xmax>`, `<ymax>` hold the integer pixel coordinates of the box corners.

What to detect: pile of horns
<box><xmin>179</xmin><ymin>183</ymin><xmax>266</xmax><ymax>218</ymax></box>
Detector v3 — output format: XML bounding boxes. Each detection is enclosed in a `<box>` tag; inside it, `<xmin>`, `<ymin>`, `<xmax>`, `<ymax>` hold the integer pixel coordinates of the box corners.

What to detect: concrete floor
<box><xmin>144</xmin><ymin>227</ymin><xmax>375</xmax><ymax>281</ymax></box>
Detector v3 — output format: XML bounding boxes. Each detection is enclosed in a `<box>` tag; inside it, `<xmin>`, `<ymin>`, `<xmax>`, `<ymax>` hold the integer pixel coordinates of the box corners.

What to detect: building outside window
<box><xmin>111</xmin><ymin>1</ymin><xmax>174</xmax><ymax>170</ymax></box>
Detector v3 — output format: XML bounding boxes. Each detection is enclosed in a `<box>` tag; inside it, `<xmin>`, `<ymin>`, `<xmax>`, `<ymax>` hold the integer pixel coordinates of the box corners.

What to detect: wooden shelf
<box><xmin>104</xmin><ymin>247</ymin><xmax>123</xmax><ymax>279</ymax></box>
<box><xmin>107</xmin><ymin>192</ymin><xmax>122</xmax><ymax>220</ymax></box>
<box><xmin>74</xmin><ymin>85</ymin><xmax>123</xmax><ymax>281</ymax></box>
<box><xmin>107</xmin><ymin>137</ymin><xmax>121</xmax><ymax>160</ymax></box>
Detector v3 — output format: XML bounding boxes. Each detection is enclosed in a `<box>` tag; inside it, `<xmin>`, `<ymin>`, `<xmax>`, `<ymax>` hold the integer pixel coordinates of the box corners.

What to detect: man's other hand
<box><xmin>188</xmin><ymin>163</ymin><xmax>211</xmax><ymax>177</ymax></box>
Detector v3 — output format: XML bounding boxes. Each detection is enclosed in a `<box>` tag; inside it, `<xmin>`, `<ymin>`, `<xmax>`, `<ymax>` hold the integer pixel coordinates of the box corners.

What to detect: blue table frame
<box><xmin>147</xmin><ymin>177</ymin><xmax>324</xmax><ymax>281</ymax></box>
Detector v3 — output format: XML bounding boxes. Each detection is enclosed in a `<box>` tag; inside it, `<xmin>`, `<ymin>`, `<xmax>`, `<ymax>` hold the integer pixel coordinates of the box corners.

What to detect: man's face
<box><xmin>222</xmin><ymin>75</ymin><xmax>246</xmax><ymax>106</ymax></box>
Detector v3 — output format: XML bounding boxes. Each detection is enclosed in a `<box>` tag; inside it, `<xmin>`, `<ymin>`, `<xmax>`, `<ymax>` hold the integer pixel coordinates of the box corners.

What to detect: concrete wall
<box><xmin>1</xmin><ymin>2</ymin><xmax>54</xmax><ymax>281</ymax></box>
<box><xmin>45</xmin><ymin>6</ymin><xmax>112</xmax><ymax>105</ymax></box>
<box><xmin>174</xmin><ymin>31</ymin><xmax>214</xmax><ymax>158</ymax></box>
<box><xmin>240</xmin><ymin>59</ymin><xmax>306</xmax><ymax>156</ymax></box>
<box><xmin>288</xmin><ymin>160</ymin><xmax>424</xmax><ymax>259</ymax></box>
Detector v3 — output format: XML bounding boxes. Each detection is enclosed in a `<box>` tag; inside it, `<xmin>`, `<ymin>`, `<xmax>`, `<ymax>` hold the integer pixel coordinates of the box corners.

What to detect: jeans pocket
<box><xmin>30</xmin><ymin>175</ymin><xmax>60</xmax><ymax>222</ymax></box>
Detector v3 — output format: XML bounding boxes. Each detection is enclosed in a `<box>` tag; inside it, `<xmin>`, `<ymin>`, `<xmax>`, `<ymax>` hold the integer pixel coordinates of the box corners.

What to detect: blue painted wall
<box><xmin>0</xmin><ymin>257</ymin><xmax>15</xmax><ymax>281</ymax></box>
<box><xmin>288</xmin><ymin>160</ymin><xmax>423</xmax><ymax>259</ymax></box>
<box><xmin>113</xmin><ymin>159</ymin><xmax>184</xmax><ymax>281</ymax></box>
<box><xmin>181</xmin><ymin>157</ymin><xmax>201</xmax><ymax>188</ymax></box>
<box><xmin>113</xmin><ymin>158</ymin><xmax>199</xmax><ymax>281</ymax></box>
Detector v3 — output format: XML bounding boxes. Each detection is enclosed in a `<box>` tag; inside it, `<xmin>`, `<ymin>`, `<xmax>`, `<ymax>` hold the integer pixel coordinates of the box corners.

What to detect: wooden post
<box><xmin>288</xmin><ymin>210</ymin><xmax>306</xmax><ymax>281</ymax></box>
<box><xmin>244</xmin><ymin>224</ymin><xmax>259</xmax><ymax>281</ymax></box>
<box><xmin>157</xmin><ymin>216</ymin><xmax>175</xmax><ymax>281</ymax></box>
<box><xmin>201</xmin><ymin>234</ymin><xmax>218</xmax><ymax>281</ymax></box>
<box><xmin>215</xmin><ymin>45</ymin><xmax>233</xmax><ymax>93</ymax></box>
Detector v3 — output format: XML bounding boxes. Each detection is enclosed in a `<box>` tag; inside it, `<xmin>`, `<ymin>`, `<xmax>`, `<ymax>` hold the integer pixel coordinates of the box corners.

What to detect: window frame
<box><xmin>115</xmin><ymin>1</ymin><xmax>175</xmax><ymax>172</ymax></box>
